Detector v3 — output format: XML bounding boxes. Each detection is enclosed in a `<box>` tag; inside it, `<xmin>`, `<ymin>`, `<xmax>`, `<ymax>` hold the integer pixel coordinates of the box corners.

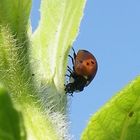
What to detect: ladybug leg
<box><xmin>68</xmin><ymin>47</ymin><xmax>76</xmax><ymax>64</ymax></box>
<box><xmin>67</xmin><ymin>66</ymin><xmax>77</xmax><ymax>79</ymax></box>
<box><xmin>67</xmin><ymin>66</ymin><xmax>73</xmax><ymax>73</ymax></box>
<box><xmin>67</xmin><ymin>69</ymin><xmax>72</xmax><ymax>74</ymax></box>
<box><xmin>71</xmin><ymin>93</ymin><xmax>73</xmax><ymax>97</ymax></box>
<box><xmin>68</xmin><ymin>92</ymin><xmax>73</xmax><ymax>96</ymax></box>
<box><xmin>64</xmin><ymin>84</ymin><xmax>68</xmax><ymax>94</ymax></box>
<box><xmin>65</xmin><ymin>74</ymin><xmax>70</xmax><ymax>77</ymax></box>
<box><xmin>68</xmin><ymin>55</ymin><xmax>74</xmax><ymax>65</ymax></box>
<box><xmin>67</xmin><ymin>66</ymin><xmax>72</xmax><ymax>70</ymax></box>
<box><xmin>67</xmin><ymin>67</ymin><xmax>76</xmax><ymax>78</ymax></box>
<box><xmin>72</xmin><ymin>47</ymin><xmax>76</xmax><ymax>59</ymax></box>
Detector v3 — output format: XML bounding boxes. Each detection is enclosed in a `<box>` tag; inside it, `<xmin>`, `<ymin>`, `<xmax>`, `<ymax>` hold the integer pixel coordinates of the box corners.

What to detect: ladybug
<box><xmin>65</xmin><ymin>48</ymin><xmax>98</xmax><ymax>95</ymax></box>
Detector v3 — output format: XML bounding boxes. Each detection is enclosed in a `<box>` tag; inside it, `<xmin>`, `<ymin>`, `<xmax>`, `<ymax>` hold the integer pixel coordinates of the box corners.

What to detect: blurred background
<box><xmin>31</xmin><ymin>0</ymin><xmax>140</xmax><ymax>139</ymax></box>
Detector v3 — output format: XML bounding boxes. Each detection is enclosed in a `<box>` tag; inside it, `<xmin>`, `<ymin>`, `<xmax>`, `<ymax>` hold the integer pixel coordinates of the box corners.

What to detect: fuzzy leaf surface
<box><xmin>31</xmin><ymin>0</ymin><xmax>86</xmax><ymax>92</ymax></box>
<box><xmin>0</xmin><ymin>85</ymin><xmax>26</xmax><ymax>140</ymax></box>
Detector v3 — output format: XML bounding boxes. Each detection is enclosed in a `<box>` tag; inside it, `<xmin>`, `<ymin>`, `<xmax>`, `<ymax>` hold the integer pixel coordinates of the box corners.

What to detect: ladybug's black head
<box><xmin>65</xmin><ymin>75</ymin><xmax>87</xmax><ymax>95</ymax></box>
<box><xmin>65</xmin><ymin>83</ymin><xmax>74</xmax><ymax>94</ymax></box>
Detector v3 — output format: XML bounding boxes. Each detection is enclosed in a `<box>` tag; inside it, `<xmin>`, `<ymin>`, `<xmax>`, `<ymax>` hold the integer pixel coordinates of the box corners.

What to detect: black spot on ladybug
<box><xmin>128</xmin><ymin>111</ymin><xmax>134</xmax><ymax>117</ymax></box>
<box><xmin>91</xmin><ymin>61</ymin><xmax>94</xmax><ymax>64</ymax></box>
<box><xmin>86</xmin><ymin>62</ymin><xmax>89</xmax><ymax>65</ymax></box>
<box><xmin>65</xmin><ymin>48</ymin><xmax>98</xmax><ymax>95</ymax></box>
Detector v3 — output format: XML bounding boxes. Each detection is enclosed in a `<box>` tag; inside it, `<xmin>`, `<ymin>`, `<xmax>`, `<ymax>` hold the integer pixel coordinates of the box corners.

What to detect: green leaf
<box><xmin>31</xmin><ymin>0</ymin><xmax>86</xmax><ymax>93</ymax></box>
<box><xmin>81</xmin><ymin>76</ymin><xmax>140</xmax><ymax>140</ymax></box>
<box><xmin>0</xmin><ymin>84</ymin><xmax>26</xmax><ymax>140</ymax></box>
<box><xmin>0</xmin><ymin>25</ymin><xmax>36</xmax><ymax>104</ymax></box>
<box><xmin>0</xmin><ymin>0</ymin><xmax>32</xmax><ymax>39</ymax></box>
<box><xmin>0</xmin><ymin>0</ymin><xmax>36</xmax><ymax>104</ymax></box>
<box><xmin>0</xmin><ymin>0</ymin><xmax>87</xmax><ymax>139</ymax></box>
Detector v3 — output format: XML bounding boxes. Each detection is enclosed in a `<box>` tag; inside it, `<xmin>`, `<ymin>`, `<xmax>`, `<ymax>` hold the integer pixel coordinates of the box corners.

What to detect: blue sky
<box><xmin>31</xmin><ymin>0</ymin><xmax>140</xmax><ymax>139</ymax></box>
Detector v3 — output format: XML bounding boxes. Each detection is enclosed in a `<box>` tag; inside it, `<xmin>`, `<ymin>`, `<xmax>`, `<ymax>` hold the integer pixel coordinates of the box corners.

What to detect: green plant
<box><xmin>81</xmin><ymin>76</ymin><xmax>140</xmax><ymax>140</ymax></box>
<box><xmin>0</xmin><ymin>0</ymin><xmax>86</xmax><ymax>139</ymax></box>
<box><xmin>1</xmin><ymin>1</ymin><xmax>140</xmax><ymax>140</ymax></box>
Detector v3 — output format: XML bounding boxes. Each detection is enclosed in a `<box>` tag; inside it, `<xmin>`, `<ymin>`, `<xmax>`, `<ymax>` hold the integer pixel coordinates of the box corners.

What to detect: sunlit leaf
<box><xmin>81</xmin><ymin>76</ymin><xmax>140</xmax><ymax>140</ymax></box>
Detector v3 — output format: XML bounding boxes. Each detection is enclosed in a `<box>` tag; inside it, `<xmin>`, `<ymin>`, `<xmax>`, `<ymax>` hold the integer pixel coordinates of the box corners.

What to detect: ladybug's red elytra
<box><xmin>65</xmin><ymin>48</ymin><xmax>98</xmax><ymax>95</ymax></box>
